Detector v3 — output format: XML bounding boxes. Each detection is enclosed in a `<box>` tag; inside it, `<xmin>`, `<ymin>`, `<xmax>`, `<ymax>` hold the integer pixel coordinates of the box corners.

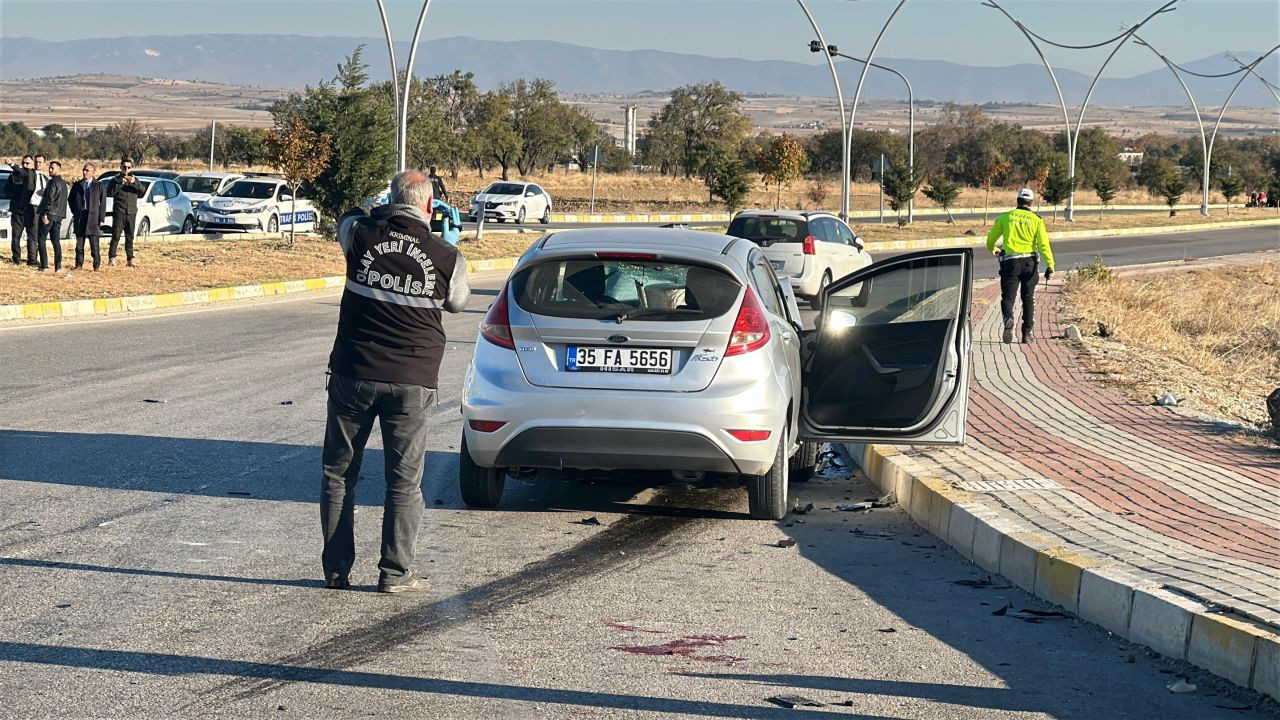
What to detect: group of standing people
<box><xmin>1246</xmin><ymin>190</ymin><xmax>1273</xmax><ymax>208</ymax></box>
<box><xmin>7</xmin><ymin>156</ymin><xmax>145</xmax><ymax>272</ymax></box>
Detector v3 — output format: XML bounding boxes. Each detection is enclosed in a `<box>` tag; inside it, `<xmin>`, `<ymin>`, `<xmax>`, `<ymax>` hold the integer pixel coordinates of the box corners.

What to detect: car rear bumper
<box><xmin>777</xmin><ymin>259</ymin><xmax>822</xmax><ymax>296</ymax></box>
<box><xmin>462</xmin><ymin>341</ymin><xmax>787</xmax><ymax>476</ymax></box>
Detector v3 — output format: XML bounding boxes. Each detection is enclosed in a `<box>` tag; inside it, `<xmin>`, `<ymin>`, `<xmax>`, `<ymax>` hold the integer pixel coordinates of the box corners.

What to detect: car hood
<box><xmin>473</xmin><ymin>193</ymin><xmax>521</xmax><ymax>203</ymax></box>
<box><xmin>206</xmin><ymin>197</ymin><xmax>270</xmax><ymax>211</ymax></box>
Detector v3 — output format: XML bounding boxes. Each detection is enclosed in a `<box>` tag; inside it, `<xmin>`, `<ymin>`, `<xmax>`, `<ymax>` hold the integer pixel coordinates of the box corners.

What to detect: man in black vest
<box><xmin>36</xmin><ymin>160</ymin><xmax>69</xmax><ymax>272</ymax></box>
<box><xmin>108</xmin><ymin>158</ymin><xmax>144</xmax><ymax>267</ymax></box>
<box><xmin>69</xmin><ymin>163</ymin><xmax>107</xmax><ymax>271</ymax></box>
<box><xmin>321</xmin><ymin>170</ymin><xmax>470</xmax><ymax>593</ymax></box>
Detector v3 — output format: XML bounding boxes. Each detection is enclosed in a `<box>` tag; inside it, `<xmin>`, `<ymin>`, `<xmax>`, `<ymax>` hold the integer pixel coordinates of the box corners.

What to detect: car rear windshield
<box><xmin>511</xmin><ymin>258</ymin><xmax>742</xmax><ymax>321</ymax></box>
<box><xmin>178</xmin><ymin>176</ymin><xmax>223</xmax><ymax>194</ymax></box>
<box><xmin>219</xmin><ymin>181</ymin><xmax>275</xmax><ymax>200</ymax></box>
<box><xmin>0</xmin><ymin>173</ymin><xmax>10</xmax><ymax>200</ymax></box>
<box><xmin>727</xmin><ymin>216</ymin><xmax>806</xmax><ymax>243</ymax></box>
<box><xmin>483</xmin><ymin>183</ymin><xmax>526</xmax><ymax>196</ymax></box>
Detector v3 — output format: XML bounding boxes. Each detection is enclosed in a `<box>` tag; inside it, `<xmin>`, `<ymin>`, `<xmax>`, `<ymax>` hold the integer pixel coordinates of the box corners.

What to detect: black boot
<box><xmin>1022</xmin><ymin>325</ymin><xmax>1034</xmax><ymax>344</ymax></box>
<box><xmin>1003</xmin><ymin>318</ymin><xmax>1015</xmax><ymax>344</ymax></box>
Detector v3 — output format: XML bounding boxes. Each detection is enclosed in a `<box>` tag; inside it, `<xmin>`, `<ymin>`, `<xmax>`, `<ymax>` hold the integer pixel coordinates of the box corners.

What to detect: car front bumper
<box><xmin>461</xmin><ymin>339</ymin><xmax>787</xmax><ymax>476</ymax></box>
<box><xmin>198</xmin><ymin>212</ymin><xmax>266</xmax><ymax>231</ymax></box>
<box><xmin>470</xmin><ymin>205</ymin><xmax>520</xmax><ymax>221</ymax></box>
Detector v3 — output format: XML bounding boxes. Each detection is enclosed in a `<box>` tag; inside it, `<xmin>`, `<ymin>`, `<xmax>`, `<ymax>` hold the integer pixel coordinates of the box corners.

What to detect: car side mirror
<box><xmin>280</xmin><ymin>194</ymin><xmax>293</xmax><ymax>202</ymax></box>
<box><xmin>854</xmin><ymin>237</ymin><xmax>864</xmax><ymax>252</ymax></box>
<box><xmin>150</xmin><ymin>195</ymin><xmax>163</xmax><ymax>203</ymax></box>
<box><xmin>525</xmin><ymin>192</ymin><xmax>535</xmax><ymax>197</ymax></box>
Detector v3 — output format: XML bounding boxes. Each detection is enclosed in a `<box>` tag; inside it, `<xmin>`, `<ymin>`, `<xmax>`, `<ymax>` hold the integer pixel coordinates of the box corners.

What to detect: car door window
<box><xmin>748</xmin><ymin>256</ymin><xmax>782</xmax><ymax>316</ymax></box>
<box><xmin>800</xmin><ymin>249</ymin><xmax>973</xmax><ymax>445</ymax></box>
<box><xmin>835</xmin><ymin>221</ymin><xmax>858</xmax><ymax>247</ymax></box>
<box><xmin>810</xmin><ymin>218</ymin><xmax>835</xmax><ymax>244</ymax></box>
<box><xmin>276</xmin><ymin>185</ymin><xmax>290</xmax><ymax>201</ymax></box>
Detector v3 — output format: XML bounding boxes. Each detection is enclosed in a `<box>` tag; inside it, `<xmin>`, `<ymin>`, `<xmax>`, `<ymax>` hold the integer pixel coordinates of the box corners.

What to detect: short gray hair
<box><xmin>390</xmin><ymin>170</ymin><xmax>433</xmax><ymax>208</ymax></box>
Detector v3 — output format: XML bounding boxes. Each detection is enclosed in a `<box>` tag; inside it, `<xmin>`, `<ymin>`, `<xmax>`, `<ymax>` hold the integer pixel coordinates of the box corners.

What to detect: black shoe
<box><xmin>108</xmin><ymin>257</ymin><xmax>114</xmax><ymax>266</ymax></box>
<box><xmin>378</xmin><ymin>576</ymin><xmax>428</xmax><ymax>594</ymax></box>
<box><xmin>1021</xmin><ymin>331</ymin><xmax>1034</xmax><ymax>344</ymax></box>
<box><xmin>323</xmin><ymin>577</ymin><xmax>351</xmax><ymax>590</ymax></box>
<box><xmin>126</xmin><ymin>259</ymin><xmax>136</xmax><ymax>268</ymax></box>
<box><xmin>1002</xmin><ymin>318</ymin><xmax>1015</xmax><ymax>344</ymax></box>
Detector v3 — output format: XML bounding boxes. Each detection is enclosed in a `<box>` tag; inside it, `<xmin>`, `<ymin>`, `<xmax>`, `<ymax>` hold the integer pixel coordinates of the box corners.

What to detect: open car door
<box><xmin>798</xmin><ymin>248</ymin><xmax>972</xmax><ymax>445</ymax></box>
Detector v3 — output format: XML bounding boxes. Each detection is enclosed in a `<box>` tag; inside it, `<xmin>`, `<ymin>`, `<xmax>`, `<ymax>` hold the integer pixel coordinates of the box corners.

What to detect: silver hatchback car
<box><xmin>461</xmin><ymin>228</ymin><xmax>973</xmax><ymax>519</ymax></box>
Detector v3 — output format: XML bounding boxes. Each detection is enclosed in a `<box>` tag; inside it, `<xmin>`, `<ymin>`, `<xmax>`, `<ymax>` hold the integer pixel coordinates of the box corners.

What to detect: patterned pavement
<box><xmin>898</xmin><ymin>276</ymin><xmax>1280</xmax><ymax>631</ymax></box>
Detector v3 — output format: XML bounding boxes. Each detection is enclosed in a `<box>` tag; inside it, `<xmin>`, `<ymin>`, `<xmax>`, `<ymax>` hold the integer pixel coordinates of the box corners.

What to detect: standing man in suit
<box><xmin>36</xmin><ymin>161</ymin><xmax>69</xmax><ymax>272</ymax></box>
<box><xmin>108</xmin><ymin>158</ymin><xmax>144</xmax><ymax>267</ymax></box>
<box><xmin>25</xmin><ymin>155</ymin><xmax>50</xmax><ymax>266</ymax></box>
<box><xmin>69</xmin><ymin>163</ymin><xmax>107</xmax><ymax>271</ymax></box>
<box><xmin>6</xmin><ymin>155</ymin><xmax>35</xmax><ymax>265</ymax></box>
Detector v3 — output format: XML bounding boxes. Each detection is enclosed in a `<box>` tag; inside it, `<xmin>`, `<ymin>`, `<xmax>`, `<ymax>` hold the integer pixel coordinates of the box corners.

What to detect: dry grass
<box><xmin>0</xmin><ymin>233</ymin><xmax>552</xmax><ymax>306</ymax></box>
<box><xmin>1062</xmin><ymin>260</ymin><xmax>1280</xmax><ymax>429</ymax></box>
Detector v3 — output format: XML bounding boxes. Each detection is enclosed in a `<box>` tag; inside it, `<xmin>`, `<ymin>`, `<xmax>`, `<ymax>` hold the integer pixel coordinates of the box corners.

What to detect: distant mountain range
<box><xmin>2</xmin><ymin>34</ymin><xmax>1278</xmax><ymax>106</ymax></box>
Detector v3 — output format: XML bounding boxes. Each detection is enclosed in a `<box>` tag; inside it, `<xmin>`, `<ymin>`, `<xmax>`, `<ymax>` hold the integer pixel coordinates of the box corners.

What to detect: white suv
<box><xmin>728</xmin><ymin>210</ymin><xmax>872</xmax><ymax>307</ymax></box>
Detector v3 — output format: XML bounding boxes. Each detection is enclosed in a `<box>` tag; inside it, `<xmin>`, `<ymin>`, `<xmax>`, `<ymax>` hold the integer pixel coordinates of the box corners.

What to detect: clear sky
<box><xmin>1</xmin><ymin>0</ymin><xmax>1277</xmax><ymax>76</ymax></box>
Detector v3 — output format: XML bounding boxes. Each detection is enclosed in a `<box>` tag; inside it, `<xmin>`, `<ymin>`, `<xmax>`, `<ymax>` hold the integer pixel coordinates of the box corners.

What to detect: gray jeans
<box><xmin>321</xmin><ymin>374</ymin><xmax>434</xmax><ymax>585</ymax></box>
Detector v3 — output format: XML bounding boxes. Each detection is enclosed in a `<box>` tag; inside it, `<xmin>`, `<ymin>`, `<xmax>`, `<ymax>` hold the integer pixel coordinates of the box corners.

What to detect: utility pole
<box><xmin>209</xmin><ymin>120</ymin><xmax>216</xmax><ymax>171</ymax></box>
<box><xmin>376</xmin><ymin>0</ymin><xmax>434</xmax><ymax>173</ymax></box>
<box><xmin>796</xmin><ymin>0</ymin><xmax>849</xmax><ymax>220</ymax></box>
<box><xmin>833</xmin><ymin>51</ymin><xmax>914</xmax><ymax>223</ymax></box>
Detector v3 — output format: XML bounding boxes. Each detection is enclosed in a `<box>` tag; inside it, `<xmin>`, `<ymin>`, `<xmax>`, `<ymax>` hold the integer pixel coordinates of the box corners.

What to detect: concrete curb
<box><xmin>846</xmin><ymin>442</ymin><xmax>1280</xmax><ymax>701</ymax></box>
<box><xmin>0</xmin><ymin>256</ymin><xmax>518</xmax><ymax>322</ymax></box>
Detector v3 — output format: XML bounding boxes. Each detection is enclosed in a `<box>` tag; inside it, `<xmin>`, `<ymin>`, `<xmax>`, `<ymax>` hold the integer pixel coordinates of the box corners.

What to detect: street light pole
<box><xmin>375</xmin><ymin>0</ymin><xmax>434</xmax><ymax>173</ymax></box>
<box><xmin>1132</xmin><ymin>33</ymin><xmax>1210</xmax><ymax>215</ymax></box>
<box><xmin>833</xmin><ymin>52</ymin><xmax>913</xmax><ymax>222</ymax></box>
<box><xmin>1205</xmin><ymin>46</ymin><xmax>1280</xmax><ymax>213</ymax></box>
<box><xmin>983</xmin><ymin>0</ymin><xmax>1178</xmax><ymax>222</ymax></box>
<box><xmin>1227</xmin><ymin>52</ymin><xmax>1280</xmax><ymax>106</ymax></box>
<box><xmin>845</xmin><ymin>0</ymin><xmax>908</xmax><ymax>223</ymax></box>
<box><xmin>796</xmin><ymin>0</ymin><xmax>849</xmax><ymax>220</ymax></box>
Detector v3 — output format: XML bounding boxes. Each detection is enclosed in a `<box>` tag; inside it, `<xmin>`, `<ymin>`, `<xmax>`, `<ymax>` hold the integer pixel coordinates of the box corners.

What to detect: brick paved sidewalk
<box><xmin>892</xmin><ymin>276</ymin><xmax>1280</xmax><ymax>633</ymax></box>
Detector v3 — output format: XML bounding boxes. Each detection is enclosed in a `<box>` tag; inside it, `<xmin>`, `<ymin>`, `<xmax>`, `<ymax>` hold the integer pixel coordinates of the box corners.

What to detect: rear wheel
<box><xmin>811</xmin><ymin>270</ymin><xmax>832</xmax><ymax>310</ymax></box>
<box><xmin>789</xmin><ymin>440</ymin><xmax>821</xmax><ymax>482</ymax></box>
<box><xmin>459</xmin><ymin>435</ymin><xmax>505</xmax><ymax>508</ymax></box>
<box><xmin>747</xmin><ymin>432</ymin><xmax>789</xmax><ymax>520</ymax></box>
<box><xmin>180</xmin><ymin>215</ymin><xmax>195</xmax><ymax>234</ymax></box>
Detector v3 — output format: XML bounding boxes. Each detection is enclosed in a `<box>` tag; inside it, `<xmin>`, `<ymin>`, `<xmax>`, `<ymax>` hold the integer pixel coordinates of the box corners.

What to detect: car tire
<box><xmin>811</xmin><ymin>270</ymin><xmax>832</xmax><ymax>310</ymax></box>
<box><xmin>137</xmin><ymin>218</ymin><xmax>151</xmax><ymax>237</ymax></box>
<box><xmin>516</xmin><ymin>207</ymin><xmax>526</xmax><ymax>225</ymax></box>
<box><xmin>459</xmin><ymin>435</ymin><xmax>505</xmax><ymax>508</ymax></box>
<box><xmin>181</xmin><ymin>215</ymin><xmax>195</xmax><ymax>234</ymax></box>
<box><xmin>267</xmin><ymin>214</ymin><xmax>279</xmax><ymax>234</ymax></box>
<box><xmin>747</xmin><ymin>431</ymin><xmax>789</xmax><ymax>520</ymax></box>
<box><xmin>540</xmin><ymin>205</ymin><xmax>551</xmax><ymax>224</ymax></box>
<box><xmin>789</xmin><ymin>440</ymin><xmax>821</xmax><ymax>482</ymax></box>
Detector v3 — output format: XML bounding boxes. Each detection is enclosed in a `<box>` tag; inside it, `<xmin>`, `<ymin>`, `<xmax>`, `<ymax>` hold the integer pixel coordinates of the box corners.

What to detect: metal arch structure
<box><xmin>796</xmin><ymin>0</ymin><xmax>851</xmax><ymax>220</ymax></box>
<box><xmin>1204</xmin><ymin>46</ymin><xmax>1280</xmax><ymax>209</ymax></box>
<box><xmin>375</xmin><ymin>0</ymin><xmax>435</xmax><ymax>173</ymax></box>
<box><xmin>1226</xmin><ymin>52</ymin><xmax>1280</xmax><ymax>106</ymax></box>
<box><xmin>833</xmin><ymin>52</ymin><xmax>914</xmax><ymax>222</ymax></box>
<box><xmin>845</xmin><ymin>0</ymin><xmax>909</xmax><ymax>212</ymax></box>
<box><xmin>982</xmin><ymin>0</ymin><xmax>1177</xmax><ymax>222</ymax></box>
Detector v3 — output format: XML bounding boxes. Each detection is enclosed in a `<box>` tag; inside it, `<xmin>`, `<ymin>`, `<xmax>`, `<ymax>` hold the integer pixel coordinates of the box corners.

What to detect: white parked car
<box><xmin>100</xmin><ymin>176</ymin><xmax>196</xmax><ymax>236</ymax></box>
<box><xmin>469</xmin><ymin>181</ymin><xmax>552</xmax><ymax>224</ymax></box>
<box><xmin>196</xmin><ymin>177</ymin><xmax>318</xmax><ymax>234</ymax></box>
<box><xmin>728</xmin><ymin>210</ymin><xmax>872</xmax><ymax>307</ymax></box>
<box><xmin>175</xmin><ymin>172</ymin><xmax>244</xmax><ymax>208</ymax></box>
<box><xmin>0</xmin><ymin>166</ymin><xmax>74</xmax><ymax>241</ymax></box>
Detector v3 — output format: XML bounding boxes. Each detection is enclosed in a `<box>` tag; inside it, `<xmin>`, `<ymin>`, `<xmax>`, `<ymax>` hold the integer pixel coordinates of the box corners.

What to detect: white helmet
<box><xmin>1017</xmin><ymin>188</ymin><xmax>1034</xmax><ymax>202</ymax></box>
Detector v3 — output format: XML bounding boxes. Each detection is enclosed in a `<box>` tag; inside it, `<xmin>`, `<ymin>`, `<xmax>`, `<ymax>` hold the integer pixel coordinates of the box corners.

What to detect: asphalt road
<box><xmin>470</xmin><ymin>206</ymin><xmax>1223</xmax><ymax>232</ymax></box>
<box><xmin>1</xmin><ymin>227</ymin><xmax>1276</xmax><ymax>718</ymax></box>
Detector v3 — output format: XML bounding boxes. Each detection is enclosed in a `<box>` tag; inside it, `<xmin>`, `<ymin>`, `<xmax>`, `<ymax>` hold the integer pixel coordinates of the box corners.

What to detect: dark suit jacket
<box><xmin>7</xmin><ymin>166</ymin><xmax>37</xmax><ymax>210</ymax></box>
<box><xmin>38</xmin><ymin>176</ymin><xmax>69</xmax><ymax>221</ymax></box>
<box><xmin>69</xmin><ymin>179</ymin><xmax>107</xmax><ymax>236</ymax></box>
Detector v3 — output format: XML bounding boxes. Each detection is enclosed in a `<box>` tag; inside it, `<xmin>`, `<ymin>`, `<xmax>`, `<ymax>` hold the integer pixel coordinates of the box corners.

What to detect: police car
<box><xmin>365</xmin><ymin>187</ymin><xmax>463</xmax><ymax>245</ymax></box>
<box><xmin>196</xmin><ymin>176</ymin><xmax>318</xmax><ymax>233</ymax></box>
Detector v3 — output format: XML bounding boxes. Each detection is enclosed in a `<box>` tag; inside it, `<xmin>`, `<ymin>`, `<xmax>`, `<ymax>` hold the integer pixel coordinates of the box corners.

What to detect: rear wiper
<box><xmin>613</xmin><ymin>308</ymin><xmax>702</xmax><ymax>324</ymax></box>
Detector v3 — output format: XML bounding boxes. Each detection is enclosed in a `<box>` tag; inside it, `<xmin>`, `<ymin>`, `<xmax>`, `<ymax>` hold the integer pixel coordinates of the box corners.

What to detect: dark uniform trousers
<box><xmin>110</xmin><ymin>211</ymin><xmax>136</xmax><ymax>262</ymax></box>
<box><xmin>999</xmin><ymin>255</ymin><xmax>1039</xmax><ymax>332</ymax></box>
<box><xmin>75</xmin><ymin>214</ymin><xmax>102</xmax><ymax>270</ymax></box>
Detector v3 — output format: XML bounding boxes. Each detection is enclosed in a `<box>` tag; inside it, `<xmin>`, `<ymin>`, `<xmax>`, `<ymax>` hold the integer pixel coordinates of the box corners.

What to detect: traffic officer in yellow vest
<box><xmin>986</xmin><ymin>188</ymin><xmax>1055</xmax><ymax>344</ymax></box>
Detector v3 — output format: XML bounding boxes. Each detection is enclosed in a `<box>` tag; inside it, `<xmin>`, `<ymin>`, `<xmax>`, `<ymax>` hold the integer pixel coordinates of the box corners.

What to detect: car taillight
<box><xmin>727</xmin><ymin>429</ymin><xmax>771</xmax><ymax>442</ymax></box>
<box><xmin>480</xmin><ymin>286</ymin><xmax>515</xmax><ymax>349</ymax></box>
<box><xmin>802</xmin><ymin>235</ymin><xmax>817</xmax><ymax>255</ymax></box>
<box><xmin>469</xmin><ymin>420</ymin><xmax>507</xmax><ymax>432</ymax></box>
<box><xmin>724</xmin><ymin>286</ymin><xmax>771</xmax><ymax>357</ymax></box>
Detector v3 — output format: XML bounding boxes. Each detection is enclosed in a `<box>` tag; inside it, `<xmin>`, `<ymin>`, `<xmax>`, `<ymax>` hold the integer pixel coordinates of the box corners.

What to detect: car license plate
<box><xmin>214</xmin><ymin>217</ymin><xmax>234</xmax><ymax>223</ymax></box>
<box><xmin>566</xmin><ymin>346</ymin><xmax>672</xmax><ymax>374</ymax></box>
<box><xmin>771</xmin><ymin>260</ymin><xmax>785</xmax><ymax>270</ymax></box>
